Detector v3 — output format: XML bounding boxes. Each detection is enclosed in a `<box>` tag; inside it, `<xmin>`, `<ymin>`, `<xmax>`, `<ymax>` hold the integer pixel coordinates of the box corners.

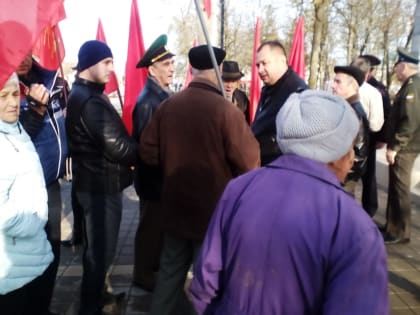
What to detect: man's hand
<box><xmin>386</xmin><ymin>149</ymin><xmax>397</xmax><ymax>165</ymax></box>
<box><xmin>27</xmin><ymin>83</ymin><xmax>49</xmax><ymax>115</ymax></box>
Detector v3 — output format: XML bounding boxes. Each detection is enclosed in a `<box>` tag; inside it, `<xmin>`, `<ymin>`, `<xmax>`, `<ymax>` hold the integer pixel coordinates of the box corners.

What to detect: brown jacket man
<box><xmin>139</xmin><ymin>45</ymin><xmax>260</xmax><ymax>315</ymax></box>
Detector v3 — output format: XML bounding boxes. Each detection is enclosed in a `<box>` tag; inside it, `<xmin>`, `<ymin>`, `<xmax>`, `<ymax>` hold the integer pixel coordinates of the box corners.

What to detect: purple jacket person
<box><xmin>190</xmin><ymin>90</ymin><xmax>389</xmax><ymax>315</ymax></box>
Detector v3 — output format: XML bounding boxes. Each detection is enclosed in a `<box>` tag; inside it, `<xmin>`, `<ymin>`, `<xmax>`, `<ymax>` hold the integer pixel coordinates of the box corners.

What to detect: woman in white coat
<box><xmin>0</xmin><ymin>73</ymin><xmax>53</xmax><ymax>314</ymax></box>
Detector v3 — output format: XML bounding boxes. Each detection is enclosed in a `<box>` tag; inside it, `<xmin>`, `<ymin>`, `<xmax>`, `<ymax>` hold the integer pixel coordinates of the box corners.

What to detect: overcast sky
<box><xmin>60</xmin><ymin>0</ymin><xmax>191</xmax><ymax>75</ymax></box>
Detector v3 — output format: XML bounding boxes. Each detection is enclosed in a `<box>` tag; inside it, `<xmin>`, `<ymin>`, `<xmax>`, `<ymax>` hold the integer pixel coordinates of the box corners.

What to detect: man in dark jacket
<box><xmin>131</xmin><ymin>34</ymin><xmax>175</xmax><ymax>291</ymax></box>
<box><xmin>140</xmin><ymin>45</ymin><xmax>260</xmax><ymax>315</ymax></box>
<box><xmin>251</xmin><ymin>40</ymin><xmax>308</xmax><ymax>165</ymax></box>
<box><xmin>66</xmin><ymin>40</ymin><xmax>138</xmax><ymax>315</ymax></box>
<box><xmin>17</xmin><ymin>52</ymin><xmax>69</xmax><ymax>315</ymax></box>
<box><xmin>383</xmin><ymin>48</ymin><xmax>420</xmax><ymax>244</ymax></box>
<box><xmin>332</xmin><ymin>66</ymin><xmax>370</xmax><ymax>194</ymax></box>
<box><xmin>222</xmin><ymin>60</ymin><xmax>250</xmax><ymax>123</ymax></box>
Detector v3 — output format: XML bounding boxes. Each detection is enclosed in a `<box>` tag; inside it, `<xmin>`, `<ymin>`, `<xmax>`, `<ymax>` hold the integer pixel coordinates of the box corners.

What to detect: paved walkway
<box><xmin>51</xmin><ymin>172</ymin><xmax>420</xmax><ymax>315</ymax></box>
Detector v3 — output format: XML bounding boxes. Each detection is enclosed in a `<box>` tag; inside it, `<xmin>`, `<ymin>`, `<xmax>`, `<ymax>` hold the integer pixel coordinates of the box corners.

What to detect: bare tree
<box><xmin>308</xmin><ymin>0</ymin><xmax>330</xmax><ymax>88</ymax></box>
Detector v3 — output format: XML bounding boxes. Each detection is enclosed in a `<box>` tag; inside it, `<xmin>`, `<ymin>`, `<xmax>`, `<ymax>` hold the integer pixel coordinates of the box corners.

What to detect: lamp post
<box><xmin>413</xmin><ymin>0</ymin><xmax>420</xmax><ymax>55</ymax></box>
<box><xmin>220</xmin><ymin>0</ymin><xmax>225</xmax><ymax>49</ymax></box>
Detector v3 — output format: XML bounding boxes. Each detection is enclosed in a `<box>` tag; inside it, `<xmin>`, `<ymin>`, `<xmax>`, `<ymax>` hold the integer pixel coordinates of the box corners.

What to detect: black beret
<box><xmin>359</xmin><ymin>54</ymin><xmax>381</xmax><ymax>66</ymax></box>
<box><xmin>334</xmin><ymin>66</ymin><xmax>365</xmax><ymax>86</ymax></box>
<box><xmin>396</xmin><ymin>47</ymin><xmax>419</xmax><ymax>65</ymax></box>
<box><xmin>136</xmin><ymin>34</ymin><xmax>175</xmax><ymax>68</ymax></box>
<box><xmin>188</xmin><ymin>45</ymin><xmax>226</xmax><ymax>70</ymax></box>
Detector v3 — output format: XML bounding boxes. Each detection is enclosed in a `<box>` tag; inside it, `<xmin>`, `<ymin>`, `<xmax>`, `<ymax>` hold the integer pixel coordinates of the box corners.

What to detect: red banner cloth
<box><xmin>249</xmin><ymin>16</ymin><xmax>261</xmax><ymax>123</ymax></box>
<box><xmin>0</xmin><ymin>0</ymin><xmax>64</xmax><ymax>87</ymax></box>
<box><xmin>203</xmin><ymin>0</ymin><xmax>211</xmax><ymax>18</ymax></box>
<box><xmin>288</xmin><ymin>16</ymin><xmax>305</xmax><ymax>80</ymax></box>
<box><xmin>96</xmin><ymin>18</ymin><xmax>119</xmax><ymax>95</ymax></box>
<box><xmin>122</xmin><ymin>0</ymin><xmax>147</xmax><ymax>135</ymax></box>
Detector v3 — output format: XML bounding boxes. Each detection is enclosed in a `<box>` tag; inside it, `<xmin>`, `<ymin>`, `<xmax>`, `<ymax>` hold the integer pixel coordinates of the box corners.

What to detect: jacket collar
<box><xmin>74</xmin><ymin>76</ymin><xmax>105</xmax><ymax>94</ymax></box>
<box><xmin>189</xmin><ymin>78</ymin><xmax>224</xmax><ymax>96</ymax></box>
<box><xmin>146</xmin><ymin>76</ymin><xmax>171</xmax><ymax>99</ymax></box>
<box><xmin>346</xmin><ymin>93</ymin><xmax>360</xmax><ymax>105</ymax></box>
<box><xmin>267</xmin><ymin>154</ymin><xmax>344</xmax><ymax>190</ymax></box>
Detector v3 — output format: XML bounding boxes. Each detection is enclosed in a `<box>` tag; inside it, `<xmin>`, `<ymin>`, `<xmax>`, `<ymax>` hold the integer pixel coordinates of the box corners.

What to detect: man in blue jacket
<box><xmin>17</xmin><ymin>53</ymin><xmax>69</xmax><ymax>315</ymax></box>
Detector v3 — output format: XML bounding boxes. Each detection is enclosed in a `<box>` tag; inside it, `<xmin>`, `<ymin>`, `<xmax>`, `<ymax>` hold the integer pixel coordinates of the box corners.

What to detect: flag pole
<box><xmin>115</xmin><ymin>86</ymin><xmax>124</xmax><ymax>112</ymax></box>
<box><xmin>53</xmin><ymin>26</ymin><xmax>68</xmax><ymax>103</ymax></box>
<box><xmin>193</xmin><ymin>0</ymin><xmax>226</xmax><ymax>98</ymax></box>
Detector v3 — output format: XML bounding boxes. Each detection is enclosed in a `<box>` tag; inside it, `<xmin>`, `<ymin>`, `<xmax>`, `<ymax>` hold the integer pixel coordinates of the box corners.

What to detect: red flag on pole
<box><xmin>32</xmin><ymin>2</ymin><xmax>66</xmax><ymax>70</ymax></box>
<box><xmin>122</xmin><ymin>0</ymin><xmax>147</xmax><ymax>134</ymax></box>
<box><xmin>183</xmin><ymin>38</ymin><xmax>197</xmax><ymax>89</ymax></box>
<box><xmin>249</xmin><ymin>16</ymin><xmax>261</xmax><ymax>123</ymax></box>
<box><xmin>96</xmin><ymin>18</ymin><xmax>119</xmax><ymax>95</ymax></box>
<box><xmin>203</xmin><ymin>0</ymin><xmax>211</xmax><ymax>18</ymax></box>
<box><xmin>0</xmin><ymin>0</ymin><xmax>64</xmax><ymax>87</ymax></box>
<box><xmin>288</xmin><ymin>16</ymin><xmax>305</xmax><ymax>80</ymax></box>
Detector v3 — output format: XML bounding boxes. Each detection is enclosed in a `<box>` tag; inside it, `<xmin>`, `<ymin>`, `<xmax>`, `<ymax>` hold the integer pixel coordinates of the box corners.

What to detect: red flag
<box><xmin>0</xmin><ymin>0</ymin><xmax>64</xmax><ymax>87</ymax></box>
<box><xmin>288</xmin><ymin>16</ymin><xmax>305</xmax><ymax>80</ymax></box>
<box><xmin>96</xmin><ymin>18</ymin><xmax>119</xmax><ymax>95</ymax></box>
<box><xmin>249</xmin><ymin>16</ymin><xmax>261</xmax><ymax>123</ymax></box>
<box><xmin>203</xmin><ymin>0</ymin><xmax>211</xmax><ymax>18</ymax></box>
<box><xmin>183</xmin><ymin>38</ymin><xmax>197</xmax><ymax>89</ymax></box>
<box><xmin>122</xmin><ymin>0</ymin><xmax>148</xmax><ymax>134</ymax></box>
<box><xmin>32</xmin><ymin>2</ymin><xmax>66</xmax><ymax>70</ymax></box>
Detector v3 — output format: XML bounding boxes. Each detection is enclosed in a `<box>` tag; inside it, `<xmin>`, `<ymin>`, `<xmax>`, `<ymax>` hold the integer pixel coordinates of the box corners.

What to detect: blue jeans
<box><xmin>76</xmin><ymin>191</ymin><xmax>122</xmax><ymax>315</ymax></box>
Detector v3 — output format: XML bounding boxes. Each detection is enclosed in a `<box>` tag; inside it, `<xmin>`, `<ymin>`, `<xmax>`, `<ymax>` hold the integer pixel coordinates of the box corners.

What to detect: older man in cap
<box><xmin>66</xmin><ymin>40</ymin><xmax>139</xmax><ymax>315</ymax></box>
<box><xmin>332</xmin><ymin>66</ymin><xmax>370</xmax><ymax>195</ymax></box>
<box><xmin>382</xmin><ymin>47</ymin><xmax>420</xmax><ymax>244</ymax></box>
<box><xmin>140</xmin><ymin>44</ymin><xmax>260</xmax><ymax>315</ymax></box>
<box><xmin>189</xmin><ymin>90</ymin><xmax>389</xmax><ymax>315</ymax></box>
<box><xmin>131</xmin><ymin>34</ymin><xmax>175</xmax><ymax>292</ymax></box>
<box><xmin>350</xmin><ymin>57</ymin><xmax>384</xmax><ymax>217</ymax></box>
<box><xmin>221</xmin><ymin>60</ymin><xmax>250</xmax><ymax>123</ymax></box>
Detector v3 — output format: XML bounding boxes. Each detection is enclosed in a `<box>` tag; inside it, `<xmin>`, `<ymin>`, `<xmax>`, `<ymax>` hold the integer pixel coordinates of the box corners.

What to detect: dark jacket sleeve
<box><xmin>81</xmin><ymin>97</ymin><xmax>138</xmax><ymax>166</ymax></box>
<box><xmin>132</xmin><ymin>101</ymin><xmax>153</xmax><ymax>142</ymax></box>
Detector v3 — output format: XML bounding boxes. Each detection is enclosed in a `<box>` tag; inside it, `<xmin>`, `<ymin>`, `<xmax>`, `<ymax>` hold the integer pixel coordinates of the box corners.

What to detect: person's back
<box><xmin>190</xmin><ymin>90</ymin><xmax>389</xmax><ymax>315</ymax></box>
<box><xmin>192</xmin><ymin>156</ymin><xmax>387</xmax><ymax>314</ymax></box>
<box><xmin>140</xmin><ymin>45</ymin><xmax>260</xmax><ymax>315</ymax></box>
<box><xmin>141</xmin><ymin>76</ymin><xmax>259</xmax><ymax>239</ymax></box>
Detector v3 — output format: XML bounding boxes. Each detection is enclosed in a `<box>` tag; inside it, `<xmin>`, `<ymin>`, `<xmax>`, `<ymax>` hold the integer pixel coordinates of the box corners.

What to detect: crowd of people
<box><xmin>0</xmin><ymin>29</ymin><xmax>419</xmax><ymax>315</ymax></box>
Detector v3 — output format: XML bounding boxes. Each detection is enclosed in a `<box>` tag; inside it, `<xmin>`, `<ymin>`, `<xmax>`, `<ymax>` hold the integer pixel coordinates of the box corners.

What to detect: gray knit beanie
<box><xmin>276</xmin><ymin>90</ymin><xmax>359</xmax><ymax>163</ymax></box>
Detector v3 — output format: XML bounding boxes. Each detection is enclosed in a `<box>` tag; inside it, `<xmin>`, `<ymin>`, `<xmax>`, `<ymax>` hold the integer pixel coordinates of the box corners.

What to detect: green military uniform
<box><xmin>385</xmin><ymin>47</ymin><xmax>420</xmax><ymax>242</ymax></box>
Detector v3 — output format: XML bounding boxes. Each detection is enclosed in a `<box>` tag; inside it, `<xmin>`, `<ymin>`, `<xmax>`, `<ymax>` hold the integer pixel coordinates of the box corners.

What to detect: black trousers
<box><xmin>362</xmin><ymin>139</ymin><xmax>378</xmax><ymax>217</ymax></box>
<box><xmin>386</xmin><ymin>152</ymin><xmax>418</xmax><ymax>239</ymax></box>
<box><xmin>77</xmin><ymin>191</ymin><xmax>122</xmax><ymax>315</ymax></box>
<box><xmin>133</xmin><ymin>199</ymin><xmax>164</xmax><ymax>282</ymax></box>
<box><xmin>0</xmin><ymin>269</ymin><xmax>49</xmax><ymax>315</ymax></box>
<box><xmin>71</xmin><ymin>181</ymin><xmax>83</xmax><ymax>240</ymax></box>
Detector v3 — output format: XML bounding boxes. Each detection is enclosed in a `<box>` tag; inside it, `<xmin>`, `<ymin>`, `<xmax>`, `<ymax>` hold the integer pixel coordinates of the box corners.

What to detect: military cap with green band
<box><xmin>136</xmin><ymin>34</ymin><xmax>175</xmax><ymax>68</ymax></box>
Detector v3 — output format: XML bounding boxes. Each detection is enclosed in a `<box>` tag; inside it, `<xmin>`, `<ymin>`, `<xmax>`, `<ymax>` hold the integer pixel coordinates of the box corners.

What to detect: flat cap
<box><xmin>136</xmin><ymin>34</ymin><xmax>175</xmax><ymax>68</ymax></box>
<box><xmin>395</xmin><ymin>47</ymin><xmax>419</xmax><ymax>65</ymax></box>
<box><xmin>359</xmin><ymin>54</ymin><xmax>381</xmax><ymax>66</ymax></box>
<box><xmin>334</xmin><ymin>65</ymin><xmax>365</xmax><ymax>86</ymax></box>
<box><xmin>188</xmin><ymin>45</ymin><xmax>226</xmax><ymax>70</ymax></box>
